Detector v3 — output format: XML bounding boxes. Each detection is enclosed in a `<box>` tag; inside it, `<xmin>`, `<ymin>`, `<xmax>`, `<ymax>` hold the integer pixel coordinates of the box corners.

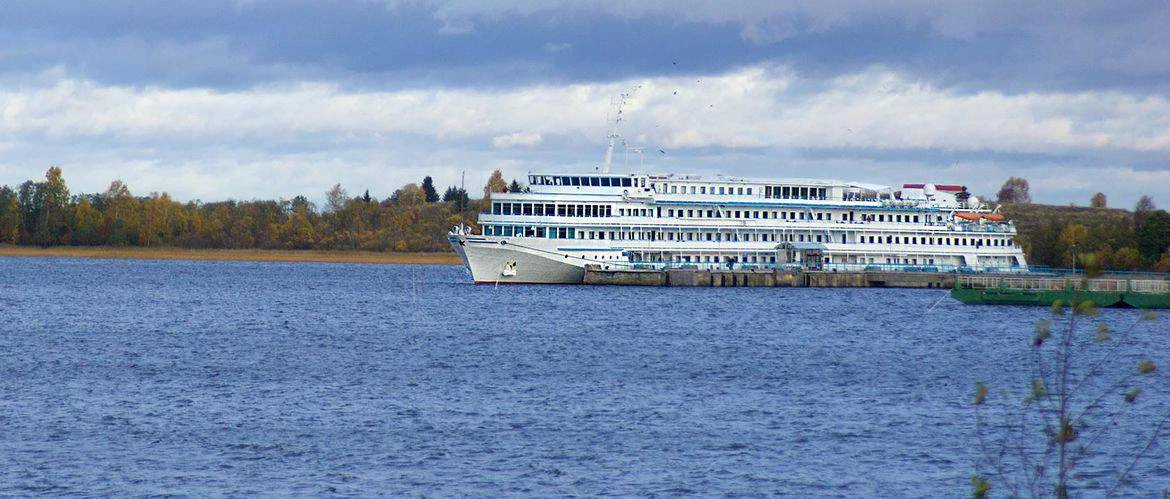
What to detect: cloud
<box><xmin>492</xmin><ymin>132</ymin><xmax>543</xmax><ymax>148</ymax></box>
<box><xmin>1</xmin><ymin>63</ymin><xmax>1168</xmax><ymax>206</ymax></box>
<box><xmin>3</xmin><ymin>1</ymin><xmax>1169</xmax><ymax>94</ymax></box>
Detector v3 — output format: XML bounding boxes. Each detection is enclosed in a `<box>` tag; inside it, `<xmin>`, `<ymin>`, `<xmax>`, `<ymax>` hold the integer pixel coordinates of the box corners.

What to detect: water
<box><xmin>1</xmin><ymin>257</ymin><xmax>1167</xmax><ymax>496</ymax></box>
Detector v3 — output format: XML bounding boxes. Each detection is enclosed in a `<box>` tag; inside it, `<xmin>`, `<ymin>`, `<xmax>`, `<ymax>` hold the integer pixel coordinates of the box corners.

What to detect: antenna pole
<box><xmin>602</xmin><ymin>88</ymin><xmax>638</xmax><ymax>173</ymax></box>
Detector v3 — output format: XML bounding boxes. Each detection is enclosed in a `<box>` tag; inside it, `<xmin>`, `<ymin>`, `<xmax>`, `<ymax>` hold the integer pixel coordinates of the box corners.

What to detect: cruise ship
<box><xmin>448</xmin><ymin>96</ymin><xmax>1028</xmax><ymax>284</ymax></box>
<box><xmin>447</xmin><ymin>169</ymin><xmax>1028</xmax><ymax>284</ymax></box>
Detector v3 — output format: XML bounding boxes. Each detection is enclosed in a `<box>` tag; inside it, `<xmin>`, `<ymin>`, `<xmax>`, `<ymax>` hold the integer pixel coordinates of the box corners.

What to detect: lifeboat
<box><xmin>982</xmin><ymin>213</ymin><xmax>1006</xmax><ymax>222</ymax></box>
<box><xmin>954</xmin><ymin>212</ymin><xmax>982</xmax><ymax>221</ymax></box>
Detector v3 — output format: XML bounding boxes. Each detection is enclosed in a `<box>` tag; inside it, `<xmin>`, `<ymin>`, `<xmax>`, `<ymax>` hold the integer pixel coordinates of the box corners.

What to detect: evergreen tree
<box><xmin>421</xmin><ymin>176</ymin><xmax>439</xmax><ymax>203</ymax></box>
<box><xmin>442</xmin><ymin>186</ymin><xmax>469</xmax><ymax>209</ymax></box>
<box><xmin>1135</xmin><ymin>210</ymin><xmax>1170</xmax><ymax>260</ymax></box>
<box><xmin>508</xmin><ymin>179</ymin><xmax>523</xmax><ymax>193</ymax></box>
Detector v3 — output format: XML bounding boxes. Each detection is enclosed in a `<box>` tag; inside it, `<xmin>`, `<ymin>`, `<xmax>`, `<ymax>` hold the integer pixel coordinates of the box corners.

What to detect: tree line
<box><xmin>995</xmin><ymin>177</ymin><xmax>1170</xmax><ymax>271</ymax></box>
<box><xmin>0</xmin><ymin>167</ymin><xmax>522</xmax><ymax>252</ymax></box>
<box><xmin>2</xmin><ymin>168</ymin><xmax>1169</xmax><ymax>271</ymax></box>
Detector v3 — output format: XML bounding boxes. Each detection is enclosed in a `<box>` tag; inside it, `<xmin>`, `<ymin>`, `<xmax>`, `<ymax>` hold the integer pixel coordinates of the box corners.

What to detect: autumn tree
<box><xmin>325</xmin><ymin>184</ymin><xmax>349</xmax><ymax>213</ymax></box>
<box><xmin>1090</xmin><ymin>192</ymin><xmax>1106</xmax><ymax>208</ymax></box>
<box><xmin>997</xmin><ymin>177</ymin><xmax>1032</xmax><ymax>204</ymax></box>
<box><xmin>391</xmin><ymin>183</ymin><xmax>426</xmax><ymax>206</ymax></box>
<box><xmin>71</xmin><ymin>197</ymin><xmax>104</xmax><ymax>245</ymax></box>
<box><xmin>0</xmin><ymin>186</ymin><xmax>18</xmax><ymax>244</ymax></box>
<box><xmin>102</xmin><ymin>180</ymin><xmax>139</xmax><ymax>246</ymax></box>
<box><xmin>1110</xmin><ymin>246</ymin><xmax>1144</xmax><ymax>271</ymax></box>
<box><xmin>1057</xmin><ymin>223</ymin><xmax>1089</xmax><ymax>268</ymax></box>
<box><xmin>1135</xmin><ymin>195</ymin><xmax>1156</xmax><ymax>213</ymax></box>
<box><xmin>483</xmin><ymin>170</ymin><xmax>507</xmax><ymax>201</ymax></box>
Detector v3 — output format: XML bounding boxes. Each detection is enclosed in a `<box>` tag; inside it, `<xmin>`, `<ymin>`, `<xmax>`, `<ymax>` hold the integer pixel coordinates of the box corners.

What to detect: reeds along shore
<box><xmin>0</xmin><ymin>245</ymin><xmax>463</xmax><ymax>265</ymax></box>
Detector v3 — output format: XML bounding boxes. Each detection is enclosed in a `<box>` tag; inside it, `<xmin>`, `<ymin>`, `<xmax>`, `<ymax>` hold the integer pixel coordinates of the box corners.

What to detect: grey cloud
<box><xmin>2</xmin><ymin>0</ymin><xmax>1169</xmax><ymax>94</ymax></box>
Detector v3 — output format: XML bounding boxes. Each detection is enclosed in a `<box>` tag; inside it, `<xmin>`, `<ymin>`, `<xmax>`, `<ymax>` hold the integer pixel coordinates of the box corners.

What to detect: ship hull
<box><xmin>448</xmin><ymin>235</ymin><xmax>586</xmax><ymax>284</ymax></box>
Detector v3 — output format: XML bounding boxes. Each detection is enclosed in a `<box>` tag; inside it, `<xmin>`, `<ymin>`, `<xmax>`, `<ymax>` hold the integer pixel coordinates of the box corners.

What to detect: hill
<box><xmin>1002</xmin><ymin>203</ymin><xmax>1170</xmax><ymax>271</ymax></box>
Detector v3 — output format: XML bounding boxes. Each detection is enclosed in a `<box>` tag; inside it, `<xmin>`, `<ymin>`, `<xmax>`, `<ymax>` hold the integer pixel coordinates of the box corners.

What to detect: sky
<box><xmin>2</xmin><ymin>0</ymin><xmax>1169</xmax><ymax>207</ymax></box>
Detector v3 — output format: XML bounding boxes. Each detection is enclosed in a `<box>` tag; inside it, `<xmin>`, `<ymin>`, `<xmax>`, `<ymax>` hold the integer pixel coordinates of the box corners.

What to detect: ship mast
<box><xmin>601</xmin><ymin>89</ymin><xmax>636</xmax><ymax>173</ymax></box>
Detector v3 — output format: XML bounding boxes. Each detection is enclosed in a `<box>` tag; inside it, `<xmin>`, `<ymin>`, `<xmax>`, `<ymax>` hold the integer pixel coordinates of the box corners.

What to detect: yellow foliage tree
<box><xmin>483</xmin><ymin>170</ymin><xmax>507</xmax><ymax>202</ymax></box>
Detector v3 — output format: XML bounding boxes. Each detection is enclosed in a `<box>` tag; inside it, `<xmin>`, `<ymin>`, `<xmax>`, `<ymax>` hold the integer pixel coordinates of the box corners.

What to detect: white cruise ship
<box><xmin>447</xmin><ymin>170</ymin><xmax>1028</xmax><ymax>284</ymax></box>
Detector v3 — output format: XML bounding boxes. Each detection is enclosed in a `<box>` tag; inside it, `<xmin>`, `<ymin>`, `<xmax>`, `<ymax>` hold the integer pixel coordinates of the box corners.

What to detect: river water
<box><xmin>1</xmin><ymin>257</ymin><xmax>1167</xmax><ymax>496</ymax></box>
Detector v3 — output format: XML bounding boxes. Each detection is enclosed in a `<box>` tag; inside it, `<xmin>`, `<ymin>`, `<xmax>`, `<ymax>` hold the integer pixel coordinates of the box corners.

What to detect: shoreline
<box><xmin>0</xmin><ymin>245</ymin><xmax>463</xmax><ymax>265</ymax></box>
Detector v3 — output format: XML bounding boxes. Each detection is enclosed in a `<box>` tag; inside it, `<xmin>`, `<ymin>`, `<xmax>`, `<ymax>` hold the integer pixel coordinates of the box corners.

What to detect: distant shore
<box><xmin>0</xmin><ymin>245</ymin><xmax>463</xmax><ymax>265</ymax></box>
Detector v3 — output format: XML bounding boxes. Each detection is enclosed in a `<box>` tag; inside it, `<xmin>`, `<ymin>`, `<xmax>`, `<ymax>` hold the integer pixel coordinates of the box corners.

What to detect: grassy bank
<box><xmin>0</xmin><ymin>245</ymin><xmax>462</xmax><ymax>265</ymax></box>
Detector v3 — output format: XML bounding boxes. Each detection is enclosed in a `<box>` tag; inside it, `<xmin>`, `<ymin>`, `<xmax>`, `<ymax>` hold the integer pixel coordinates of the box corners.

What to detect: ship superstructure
<box><xmin>449</xmin><ymin>172</ymin><xmax>1027</xmax><ymax>284</ymax></box>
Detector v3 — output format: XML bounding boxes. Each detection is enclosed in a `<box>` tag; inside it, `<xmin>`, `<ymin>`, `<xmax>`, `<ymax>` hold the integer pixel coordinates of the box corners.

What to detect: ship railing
<box><xmin>957</xmin><ymin>276</ymin><xmax>1170</xmax><ymax>294</ymax></box>
<box><xmin>621</xmin><ymin>262</ymin><xmax>1026</xmax><ymax>273</ymax></box>
<box><xmin>1131</xmin><ymin>280</ymin><xmax>1170</xmax><ymax>293</ymax></box>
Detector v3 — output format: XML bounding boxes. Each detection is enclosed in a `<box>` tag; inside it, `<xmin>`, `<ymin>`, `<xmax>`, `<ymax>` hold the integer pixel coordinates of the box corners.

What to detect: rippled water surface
<box><xmin>2</xmin><ymin>257</ymin><xmax>1168</xmax><ymax>495</ymax></box>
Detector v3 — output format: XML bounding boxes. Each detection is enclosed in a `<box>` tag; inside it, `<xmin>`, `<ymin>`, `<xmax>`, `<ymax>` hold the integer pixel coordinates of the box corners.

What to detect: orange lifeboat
<box><xmin>954</xmin><ymin>212</ymin><xmax>981</xmax><ymax>221</ymax></box>
<box><xmin>982</xmin><ymin>213</ymin><xmax>1006</xmax><ymax>222</ymax></box>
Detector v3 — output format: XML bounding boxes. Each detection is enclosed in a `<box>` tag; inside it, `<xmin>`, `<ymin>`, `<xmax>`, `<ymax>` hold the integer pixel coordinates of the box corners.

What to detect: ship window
<box><xmin>502</xmin><ymin>204</ymin><xmax>512</xmax><ymax>215</ymax></box>
<box><xmin>623</xmin><ymin>178</ymin><xmax>633</xmax><ymax>187</ymax></box>
<box><xmin>671</xmin><ymin>186</ymin><xmax>678</xmax><ymax>194</ymax></box>
<box><xmin>590</xmin><ymin>177</ymin><xmax>600</xmax><ymax>186</ymax></box>
<box><xmin>522</xmin><ymin>204</ymin><xmax>532</xmax><ymax>216</ymax></box>
<box><xmin>701</xmin><ymin>186</ymin><xmax>707</xmax><ymax>194</ymax></box>
<box><xmin>914</xmin><ymin>215</ymin><xmax>919</xmax><ymax>223</ymax></box>
<box><xmin>816</xmin><ymin>213</ymin><xmax>823</xmax><ymax>220</ymax></box>
<box><xmin>687</xmin><ymin>209</ymin><xmax>693</xmax><ymax>217</ymax></box>
<box><xmin>718</xmin><ymin>187</ymin><xmax>725</xmax><ymax>194</ymax></box>
<box><xmin>747</xmin><ymin>188</ymin><xmax>753</xmax><ymax>195</ymax></box>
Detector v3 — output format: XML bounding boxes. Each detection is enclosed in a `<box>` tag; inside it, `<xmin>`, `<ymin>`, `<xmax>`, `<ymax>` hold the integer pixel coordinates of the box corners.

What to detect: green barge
<box><xmin>951</xmin><ymin>275</ymin><xmax>1170</xmax><ymax>309</ymax></box>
